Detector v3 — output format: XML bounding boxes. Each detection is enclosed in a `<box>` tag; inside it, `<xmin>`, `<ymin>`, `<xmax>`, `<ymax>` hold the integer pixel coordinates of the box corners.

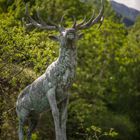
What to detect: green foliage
<box><xmin>0</xmin><ymin>0</ymin><xmax>140</xmax><ymax>140</ymax></box>
<box><xmin>86</xmin><ymin>126</ymin><xmax>118</xmax><ymax>140</ymax></box>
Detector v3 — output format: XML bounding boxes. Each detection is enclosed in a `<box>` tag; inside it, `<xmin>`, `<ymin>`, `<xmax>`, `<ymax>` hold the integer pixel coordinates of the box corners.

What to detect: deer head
<box><xmin>24</xmin><ymin>2</ymin><xmax>104</xmax><ymax>48</ymax></box>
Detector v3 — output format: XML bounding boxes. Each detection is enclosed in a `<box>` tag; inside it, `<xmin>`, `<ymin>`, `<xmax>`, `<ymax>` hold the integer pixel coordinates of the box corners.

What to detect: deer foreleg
<box><xmin>60</xmin><ymin>94</ymin><xmax>69</xmax><ymax>140</ymax></box>
<box><xmin>47</xmin><ymin>88</ymin><xmax>62</xmax><ymax>140</ymax></box>
<box><xmin>27</xmin><ymin>115</ymin><xmax>38</xmax><ymax>140</ymax></box>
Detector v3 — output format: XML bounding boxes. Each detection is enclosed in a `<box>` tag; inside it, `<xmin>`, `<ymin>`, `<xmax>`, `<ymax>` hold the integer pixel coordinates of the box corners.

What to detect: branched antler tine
<box><xmin>36</xmin><ymin>10</ymin><xmax>46</xmax><ymax>25</ymax></box>
<box><xmin>22</xmin><ymin>17</ymin><xmax>33</xmax><ymax>28</ymax></box>
<box><xmin>81</xmin><ymin>11</ymin><xmax>95</xmax><ymax>28</ymax></box>
<box><xmin>72</xmin><ymin>16</ymin><xmax>77</xmax><ymax>28</ymax></box>
<box><xmin>90</xmin><ymin>5</ymin><xmax>104</xmax><ymax>27</ymax></box>
<box><xmin>60</xmin><ymin>14</ymin><xmax>66</xmax><ymax>26</ymax></box>
<box><xmin>25</xmin><ymin>4</ymin><xmax>39</xmax><ymax>26</ymax></box>
<box><xmin>98</xmin><ymin>16</ymin><xmax>104</xmax><ymax>29</ymax></box>
<box><xmin>47</xmin><ymin>16</ymin><xmax>58</xmax><ymax>27</ymax></box>
<box><xmin>78</xmin><ymin>3</ymin><xmax>104</xmax><ymax>30</ymax></box>
<box><xmin>25</xmin><ymin>4</ymin><xmax>40</xmax><ymax>27</ymax></box>
<box><xmin>59</xmin><ymin>14</ymin><xmax>66</xmax><ymax>31</ymax></box>
<box><xmin>25</xmin><ymin>4</ymin><xmax>58</xmax><ymax>30</ymax></box>
<box><xmin>75</xmin><ymin>16</ymin><xmax>87</xmax><ymax>28</ymax></box>
<box><xmin>25</xmin><ymin>4</ymin><xmax>31</xmax><ymax>21</ymax></box>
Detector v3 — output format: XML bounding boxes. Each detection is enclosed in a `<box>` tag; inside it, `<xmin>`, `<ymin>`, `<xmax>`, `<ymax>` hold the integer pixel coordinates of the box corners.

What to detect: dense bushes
<box><xmin>0</xmin><ymin>0</ymin><xmax>140</xmax><ymax>140</ymax></box>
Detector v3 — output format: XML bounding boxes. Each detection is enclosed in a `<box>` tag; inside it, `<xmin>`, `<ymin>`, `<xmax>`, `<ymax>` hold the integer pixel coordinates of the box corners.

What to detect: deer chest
<box><xmin>46</xmin><ymin>60</ymin><xmax>76</xmax><ymax>88</ymax></box>
<box><xmin>61</xmin><ymin>68</ymin><xmax>75</xmax><ymax>87</ymax></box>
<box><xmin>53</xmin><ymin>67</ymin><xmax>75</xmax><ymax>90</ymax></box>
<box><xmin>55</xmin><ymin>68</ymin><xmax>75</xmax><ymax>101</ymax></box>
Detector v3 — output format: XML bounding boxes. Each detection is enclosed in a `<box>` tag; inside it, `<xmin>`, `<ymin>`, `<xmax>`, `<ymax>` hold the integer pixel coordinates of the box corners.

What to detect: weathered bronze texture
<box><xmin>16</xmin><ymin>2</ymin><xmax>104</xmax><ymax>140</ymax></box>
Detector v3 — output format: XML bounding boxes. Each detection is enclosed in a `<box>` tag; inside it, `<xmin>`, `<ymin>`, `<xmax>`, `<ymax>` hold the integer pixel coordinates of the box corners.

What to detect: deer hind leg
<box><xmin>18</xmin><ymin>112</ymin><xmax>28</xmax><ymax>140</ymax></box>
<box><xmin>27</xmin><ymin>114</ymin><xmax>38</xmax><ymax>140</ymax></box>
<box><xmin>17</xmin><ymin>107</ymin><xmax>29</xmax><ymax>140</ymax></box>
<box><xmin>47</xmin><ymin>87</ymin><xmax>62</xmax><ymax>140</ymax></box>
<box><xmin>18</xmin><ymin>118</ymin><xmax>25</xmax><ymax>140</ymax></box>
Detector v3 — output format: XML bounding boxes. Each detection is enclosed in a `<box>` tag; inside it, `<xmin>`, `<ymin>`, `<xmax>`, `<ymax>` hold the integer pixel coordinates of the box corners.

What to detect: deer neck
<box><xmin>58</xmin><ymin>43</ymin><xmax>77</xmax><ymax>69</ymax></box>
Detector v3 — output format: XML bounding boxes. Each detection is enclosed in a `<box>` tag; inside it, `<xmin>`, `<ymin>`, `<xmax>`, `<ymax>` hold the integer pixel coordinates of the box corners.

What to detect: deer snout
<box><xmin>66</xmin><ymin>32</ymin><xmax>75</xmax><ymax>40</ymax></box>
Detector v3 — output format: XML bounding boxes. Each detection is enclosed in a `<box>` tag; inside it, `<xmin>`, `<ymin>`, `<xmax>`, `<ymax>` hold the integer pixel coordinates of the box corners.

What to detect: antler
<box><xmin>73</xmin><ymin>2</ymin><xmax>104</xmax><ymax>30</ymax></box>
<box><xmin>24</xmin><ymin>1</ymin><xmax>104</xmax><ymax>31</ymax></box>
<box><xmin>24</xmin><ymin>4</ymin><xmax>60</xmax><ymax>31</ymax></box>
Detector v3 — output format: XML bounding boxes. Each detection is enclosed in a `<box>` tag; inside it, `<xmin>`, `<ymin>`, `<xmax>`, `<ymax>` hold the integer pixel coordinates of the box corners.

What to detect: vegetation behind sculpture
<box><xmin>0</xmin><ymin>0</ymin><xmax>140</xmax><ymax>140</ymax></box>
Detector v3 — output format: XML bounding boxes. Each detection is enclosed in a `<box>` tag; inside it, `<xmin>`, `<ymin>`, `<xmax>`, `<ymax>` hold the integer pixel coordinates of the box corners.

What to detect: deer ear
<box><xmin>78</xmin><ymin>33</ymin><xmax>84</xmax><ymax>39</ymax></box>
<box><xmin>48</xmin><ymin>35</ymin><xmax>59</xmax><ymax>41</ymax></box>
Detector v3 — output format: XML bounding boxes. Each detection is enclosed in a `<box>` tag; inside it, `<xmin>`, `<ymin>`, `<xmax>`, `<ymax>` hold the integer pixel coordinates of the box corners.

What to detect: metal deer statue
<box><xmin>16</xmin><ymin>2</ymin><xmax>104</xmax><ymax>140</ymax></box>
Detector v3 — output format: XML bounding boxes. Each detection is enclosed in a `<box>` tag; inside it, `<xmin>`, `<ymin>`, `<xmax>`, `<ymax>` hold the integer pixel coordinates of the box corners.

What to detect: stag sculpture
<box><xmin>16</xmin><ymin>2</ymin><xmax>104</xmax><ymax>140</ymax></box>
